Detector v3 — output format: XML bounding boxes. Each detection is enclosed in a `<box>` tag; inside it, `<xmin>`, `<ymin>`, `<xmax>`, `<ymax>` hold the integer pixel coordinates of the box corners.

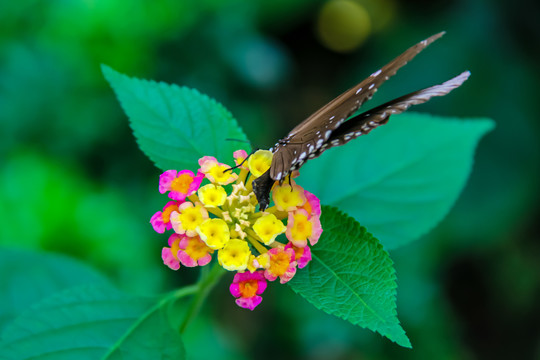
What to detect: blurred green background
<box><xmin>1</xmin><ymin>0</ymin><xmax>539</xmax><ymax>359</ymax></box>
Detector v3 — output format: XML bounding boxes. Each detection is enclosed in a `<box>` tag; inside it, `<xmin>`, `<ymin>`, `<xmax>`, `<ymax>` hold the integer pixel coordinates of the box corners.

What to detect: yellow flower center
<box><xmin>198</xmin><ymin>184</ymin><xmax>227</xmax><ymax>207</ymax></box>
<box><xmin>179</xmin><ymin>204</ymin><xmax>206</xmax><ymax>232</ymax></box>
<box><xmin>290</xmin><ymin>213</ymin><xmax>312</xmax><ymax>240</ymax></box>
<box><xmin>170</xmin><ymin>237</ymin><xmax>181</xmax><ymax>260</ymax></box>
<box><xmin>239</xmin><ymin>279</ymin><xmax>258</xmax><ymax>298</ymax></box>
<box><xmin>269</xmin><ymin>251</ymin><xmax>291</xmax><ymax>276</ymax></box>
<box><xmin>273</xmin><ymin>184</ymin><xmax>306</xmax><ymax>211</ymax></box>
<box><xmin>209</xmin><ymin>164</ymin><xmax>237</xmax><ymax>184</ymax></box>
<box><xmin>253</xmin><ymin>213</ymin><xmax>286</xmax><ymax>245</ymax></box>
<box><xmin>171</xmin><ymin>173</ymin><xmax>193</xmax><ymax>193</ymax></box>
<box><xmin>247</xmin><ymin>150</ymin><xmax>272</xmax><ymax>177</ymax></box>
<box><xmin>197</xmin><ymin>219</ymin><xmax>230</xmax><ymax>249</ymax></box>
<box><xmin>218</xmin><ymin>239</ymin><xmax>250</xmax><ymax>271</ymax></box>
<box><xmin>185</xmin><ymin>236</ymin><xmax>213</xmax><ymax>260</ymax></box>
<box><xmin>290</xmin><ymin>245</ymin><xmax>303</xmax><ymax>260</ymax></box>
<box><xmin>161</xmin><ymin>203</ymin><xmax>178</xmax><ymax>224</ymax></box>
<box><xmin>300</xmin><ymin>201</ymin><xmax>312</xmax><ymax>215</ymax></box>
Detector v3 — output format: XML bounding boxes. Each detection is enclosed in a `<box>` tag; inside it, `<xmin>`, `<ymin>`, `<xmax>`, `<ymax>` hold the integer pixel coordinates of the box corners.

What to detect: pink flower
<box><xmin>285</xmin><ymin>242</ymin><xmax>312</xmax><ymax>269</ymax></box>
<box><xmin>170</xmin><ymin>202</ymin><xmax>209</xmax><ymax>237</ymax></box>
<box><xmin>198</xmin><ymin>156</ymin><xmax>237</xmax><ymax>185</ymax></box>
<box><xmin>285</xmin><ymin>209</ymin><xmax>323</xmax><ymax>248</ymax></box>
<box><xmin>150</xmin><ymin>201</ymin><xmax>179</xmax><ymax>233</ymax></box>
<box><xmin>159</xmin><ymin>169</ymin><xmax>204</xmax><ymax>201</ymax></box>
<box><xmin>300</xmin><ymin>190</ymin><xmax>321</xmax><ymax>218</ymax></box>
<box><xmin>233</xmin><ymin>149</ymin><xmax>249</xmax><ymax>169</ymax></box>
<box><xmin>152</xmin><ymin>149</ymin><xmax>324</xmax><ymax>310</ymax></box>
<box><xmin>177</xmin><ymin>234</ymin><xmax>214</xmax><ymax>267</ymax></box>
<box><xmin>229</xmin><ymin>271</ymin><xmax>267</xmax><ymax>310</ymax></box>
<box><xmin>162</xmin><ymin>233</ymin><xmax>182</xmax><ymax>270</ymax></box>
<box><xmin>261</xmin><ymin>247</ymin><xmax>297</xmax><ymax>284</ymax></box>
<box><xmin>198</xmin><ymin>156</ymin><xmax>218</xmax><ymax>170</ymax></box>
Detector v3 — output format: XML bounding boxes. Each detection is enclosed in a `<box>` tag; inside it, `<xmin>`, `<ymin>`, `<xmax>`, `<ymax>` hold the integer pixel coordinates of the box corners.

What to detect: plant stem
<box><xmin>245</xmin><ymin>228</ymin><xmax>268</xmax><ymax>254</ymax></box>
<box><xmin>178</xmin><ymin>262</ymin><xmax>226</xmax><ymax>334</ymax></box>
<box><xmin>169</xmin><ymin>284</ymin><xmax>199</xmax><ymax>302</ymax></box>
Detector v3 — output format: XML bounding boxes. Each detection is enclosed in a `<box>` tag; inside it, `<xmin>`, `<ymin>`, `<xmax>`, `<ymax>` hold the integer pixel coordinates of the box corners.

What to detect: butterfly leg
<box><xmin>288</xmin><ymin>174</ymin><xmax>293</xmax><ymax>191</ymax></box>
<box><xmin>278</xmin><ymin>174</ymin><xmax>294</xmax><ymax>191</ymax></box>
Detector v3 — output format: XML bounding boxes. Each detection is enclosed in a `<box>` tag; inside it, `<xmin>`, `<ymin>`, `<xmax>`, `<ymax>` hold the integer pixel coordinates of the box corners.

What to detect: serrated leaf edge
<box><xmin>102</xmin><ymin>64</ymin><xmax>249</xmax><ymax>171</ymax></box>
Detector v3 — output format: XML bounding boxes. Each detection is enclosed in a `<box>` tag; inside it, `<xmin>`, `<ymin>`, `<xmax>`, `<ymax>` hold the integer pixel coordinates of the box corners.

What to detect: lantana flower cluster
<box><xmin>150</xmin><ymin>150</ymin><xmax>322</xmax><ymax>310</ymax></box>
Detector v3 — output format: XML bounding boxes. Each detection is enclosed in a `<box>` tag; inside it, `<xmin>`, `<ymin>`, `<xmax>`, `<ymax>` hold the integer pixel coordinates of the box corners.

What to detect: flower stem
<box><xmin>188</xmin><ymin>194</ymin><xmax>200</xmax><ymax>203</ymax></box>
<box><xmin>170</xmin><ymin>284</ymin><xmax>199</xmax><ymax>302</ymax></box>
<box><xmin>206</xmin><ymin>207</ymin><xmax>223</xmax><ymax>217</ymax></box>
<box><xmin>265</xmin><ymin>206</ymin><xmax>288</xmax><ymax>220</ymax></box>
<box><xmin>236</xmin><ymin>168</ymin><xmax>249</xmax><ymax>185</ymax></box>
<box><xmin>245</xmin><ymin>176</ymin><xmax>254</xmax><ymax>192</ymax></box>
<box><xmin>178</xmin><ymin>262</ymin><xmax>226</xmax><ymax>334</ymax></box>
<box><xmin>245</xmin><ymin>229</ymin><xmax>268</xmax><ymax>254</ymax></box>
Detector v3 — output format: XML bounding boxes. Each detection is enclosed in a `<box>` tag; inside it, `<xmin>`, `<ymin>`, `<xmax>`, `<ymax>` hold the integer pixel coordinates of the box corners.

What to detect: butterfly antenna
<box><xmin>223</xmin><ymin>147</ymin><xmax>259</xmax><ymax>173</ymax></box>
<box><xmin>225</xmin><ymin>138</ymin><xmax>251</xmax><ymax>144</ymax></box>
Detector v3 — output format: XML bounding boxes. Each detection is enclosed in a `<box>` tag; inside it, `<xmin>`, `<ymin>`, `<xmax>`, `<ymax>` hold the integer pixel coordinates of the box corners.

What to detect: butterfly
<box><xmin>252</xmin><ymin>31</ymin><xmax>470</xmax><ymax>211</ymax></box>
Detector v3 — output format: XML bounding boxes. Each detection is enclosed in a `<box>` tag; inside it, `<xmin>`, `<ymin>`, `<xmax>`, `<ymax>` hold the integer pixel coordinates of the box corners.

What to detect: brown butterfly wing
<box><xmin>306</xmin><ymin>70</ymin><xmax>471</xmax><ymax>159</ymax></box>
<box><xmin>269</xmin><ymin>32</ymin><xmax>446</xmax><ymax>181</ymax></box>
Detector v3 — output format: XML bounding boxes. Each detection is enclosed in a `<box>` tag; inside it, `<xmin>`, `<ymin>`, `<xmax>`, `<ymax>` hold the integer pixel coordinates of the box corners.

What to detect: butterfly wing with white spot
<box><xmin>269</xmin><ymin>32</ymin><xmax>446</xmax><ymax>180</ymax></box>
<box><xmin>287</xmin><ymin>31</ymin><xmax>446</xmax><ymax>138</ymax></box>
<box><xmin>315</xmin><ymin>71</ymin><xmax>471</xmax><ymax>156</ymax></box>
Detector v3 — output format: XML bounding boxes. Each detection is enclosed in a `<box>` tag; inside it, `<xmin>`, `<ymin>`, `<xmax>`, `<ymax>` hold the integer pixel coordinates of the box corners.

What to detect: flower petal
<box><xmin>150</xmin><ymin>211</ymin><xmax>165</xmax><ymax>233</ymax></box>
<box><xmin>235</xmin><ymin>295</ymin><xmax>263</xmax><ymax>311</ymax></box>
<box><xmin>159</xmin><ymin>170</ymin><xmax>177</xmax><ymax>193</ymax></box>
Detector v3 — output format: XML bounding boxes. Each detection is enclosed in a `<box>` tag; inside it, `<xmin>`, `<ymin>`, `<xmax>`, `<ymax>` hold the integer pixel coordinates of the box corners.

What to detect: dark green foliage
<box><xmin>298</xmin><ymin>113</ymin><xmax>494</xmax><ymax>249</ymax></box>
<box><xmin>1</xmin><ymin>0</ymin><xmax>537</xmax><ymax>358</ymax></box>
<box><xmin>0</xmin><ymin>249</ymin><xmax>110</xmax><ymax>332</ymax></box>
<box><xmin>101</xmin><ymin>68</ymin><xmax>493</xmax><ymax>348</ymax></box>
<box><xmin>289</xmin><ymin>206</ymin><xmax>410</xmax><ymax>347</ymax></box>
<box><xmin>1</xmin><ymin>285</ymin><xmax>185</xmax><ymax>359</ymax></box>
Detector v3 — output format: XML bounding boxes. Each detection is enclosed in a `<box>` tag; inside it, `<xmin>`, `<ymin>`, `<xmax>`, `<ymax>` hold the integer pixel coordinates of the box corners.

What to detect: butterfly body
<box><xmin>253</xmin><ymin>32</ymin><xmax>470</xmax><ymax>210</ymax></box>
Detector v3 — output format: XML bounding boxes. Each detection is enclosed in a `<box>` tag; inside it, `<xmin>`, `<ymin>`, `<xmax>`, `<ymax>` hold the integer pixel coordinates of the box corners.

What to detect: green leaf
<box><xmin>0</xmin><ymin>248</ymin><xmax>109</xmax><ymax>331</ymax></box>
<box><xmin>102</xmin><ymin>65</ymin><xmax>249</xmax><ymax>172</ymax></box>
<box><xmin>288</xmin><ymin>206</ymin><xmax>411</xmax><ymax>348</ymax></box>
<box><xmin>0</xmin><ymin>285</ymin><xmax>185</xmax><ymax>359</ymax></box>
<box><xmin>298</xmin><ymin>113</ymin><xmax>495</xmax><ymax>249</ymax></box>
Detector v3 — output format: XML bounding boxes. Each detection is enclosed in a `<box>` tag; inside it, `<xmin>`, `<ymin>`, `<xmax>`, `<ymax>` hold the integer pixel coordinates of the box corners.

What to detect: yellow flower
<box><xmin>286</xmin><ymin>209</ymin><xmax>322</xmax><ymax>247</ymax></box>
<box><xmin>207</xmin><ymin>163</ymin><xmax>237</xmax><ymax>185</ymax></box>
<box><xmin>272</xmin><ymin>183</ymin><xmax>306</xmax><ymax>211</ymax></box>
<box><xmin>218</xmin><ymin>239</ymin><xmax>251</xmax><ymax>271</ymax></box>
<box><xmin>253</xmin><ymin>213</ymin><xmax>286</xmax><ymax>245</ymax></box>
<box><xmin>197</xmin><ymin>218</ymin><xmax>230</xmax><ymax>250</ymax></box>
<box><xmin>246</xmin><ymin>254</ymin><xmax>260</xmax><ymax>273</ymax></box>
<box><xmin>198</xmin><ymin>184</ymin><xmax>227</xmax><ymax>207</ymax></box>
<box><xmin>171</xmin><ymin>202</ymin><xmax>208</xmax><ymax>237</ymax></box>
<box><xmin>199</xmin><ymin>156</ymin><xmax>238</xmax><ymax>185</ymax></box>
<box><xmin>254</xmin><ymin>253</ymin><xmax>270</xmax><ymax>269</ymax></box>
<box><xmin>289</xmin><ymin>212</ymin><xmax>312</xmax><ymax>240</ymax></box>
<box><xmin>247</xmin><ymin>150</ymin><xmax>273</xmax><ymax>177</ymax></box>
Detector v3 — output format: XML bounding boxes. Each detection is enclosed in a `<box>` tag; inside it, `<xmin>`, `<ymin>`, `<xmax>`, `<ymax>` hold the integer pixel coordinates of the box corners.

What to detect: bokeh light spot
<box><xmin>317</xmin><ymin>0</ymin><xmax>372</xmax><ymax>53</ymax></box>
